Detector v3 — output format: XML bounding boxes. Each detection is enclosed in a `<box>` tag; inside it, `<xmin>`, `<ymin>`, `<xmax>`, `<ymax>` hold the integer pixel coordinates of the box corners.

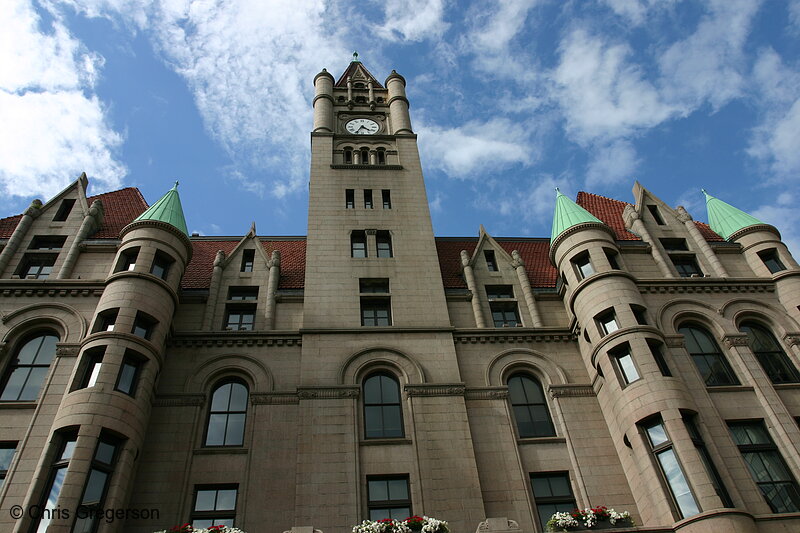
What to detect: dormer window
<box><xmin>647</xmin><ymin>205</ymin><xmax>665</xmax><ymax>225</ymax></box>
<box><xmin>240</xmin><ymin>250</ymin><xmax>254</xmax><ymax>272</ymax></box>
<box><xmin>52</xmin><ymin>199</ymin><xmax>75</xmax><ymax>222</ymax></box>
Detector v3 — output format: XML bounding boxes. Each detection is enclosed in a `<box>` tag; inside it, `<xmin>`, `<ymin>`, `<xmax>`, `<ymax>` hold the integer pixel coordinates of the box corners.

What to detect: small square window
<box><xmin>93</xmin><ymin>309</ymin><xmax>118</xmax><ymax>333</ymax></box>
<box><xmin>672</xmin><ymin>256</ymin><xmax>703</xmax><ymax>277</ymax></box>
<box><xmin>131</xmin><ymin>312</ymin><xmax>156</xmax><ymax>340</ymax></box>
<box><xmin>597</xmin><ymin>310</ymin><xmax>619</xmax><ymax>336</ymax></box>
<box><xmin>490</xmin><ymin>302</ymin><xmax>520</xmax><ymax>327</ymax></box>
<box><xmin>192</xmin><ymin>486</ymin><xmax>238</xmax><ymax>529</ymax></box>
<box><xmin>150</xmin><ymin>251</ymin><xmax>174</xmax><ymax>280</ymax></box>
<box><xmin>648</xmin><ymin>205</ymin><xmax>665</xmax><ymax>225</ymax></box>
<box><xmin>0</xmin><ymin>442</ymin><xmax>16</xmax><ymax>488</ymax></box>
<box><xmin>367</xmin><ymin>476</ymin><xmax>410</xmax><ymax>520</ymax></box>
<box><xmin>240</xmin><ymin>250</ymin><xmax>255</xmax><ymax>272</ymax></box>
<box><xmin>360</xmin><ymin>278</ymin><xmax>389</xmax><ymax>294</ymax></box>
<box><xmin>759</xmin><ymin>249</ymin><xmax>786</xmax><ymax>274</ymax></box>
<box><xmin>225</xmin><ymin>307</ymin><xmax>255</xmax><ymax>331</ymax></box>
<box><xmin>484</xmin><ymin>250</ymin><xmax>498</xmax><ymax>271</ymax></box>
<box><xmin>572</xmin><ymin>252</ymin><xmax>594</xmax><ymax>280</ymax></box>
<box><xmin>18</xmin><ymin>255</ymin><xmax>55</xmax><ymax>279</ymax></box>
<box><xmin>660</xmin><ymin>238</ymin><xmax>688</xmax><ymax>251</ymax></box>
<box><xmin>116</xmin><ymin>247</ymin><xmax>139</xmax><ymax>273</ymax></box>
<box><xmin>486</xmin><ymin>285</ymin><xmax>514</xmax><ymax>299</ymax></box>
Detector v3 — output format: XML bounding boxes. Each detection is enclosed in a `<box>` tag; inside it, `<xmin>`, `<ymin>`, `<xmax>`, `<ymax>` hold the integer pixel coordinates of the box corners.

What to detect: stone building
<box><xmin>0</xmin><ymin>57</ymin><xmax>799</xmax><ymax>533</ymax></box>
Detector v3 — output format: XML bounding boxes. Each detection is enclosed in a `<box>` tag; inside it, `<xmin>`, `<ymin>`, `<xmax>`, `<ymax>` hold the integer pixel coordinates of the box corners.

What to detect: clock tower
<box><xmin>295</xmin><ymin>56</ymin><xmax>486</xmax><ymax>531</ymax></box>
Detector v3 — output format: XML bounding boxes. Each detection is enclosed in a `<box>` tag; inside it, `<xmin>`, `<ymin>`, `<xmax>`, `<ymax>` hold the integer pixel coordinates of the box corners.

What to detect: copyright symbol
<box><xmin>10</xmin><ymin>505</ymin><xmax>23</xmax><ymax>519</ymax></box>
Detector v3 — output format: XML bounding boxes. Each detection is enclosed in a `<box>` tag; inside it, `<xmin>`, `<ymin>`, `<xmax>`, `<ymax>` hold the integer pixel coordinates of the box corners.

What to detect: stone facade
<box><xmin>1</xmin><ymin>59</ymin><xmax>800</xmax><ymax>533</ymax></box>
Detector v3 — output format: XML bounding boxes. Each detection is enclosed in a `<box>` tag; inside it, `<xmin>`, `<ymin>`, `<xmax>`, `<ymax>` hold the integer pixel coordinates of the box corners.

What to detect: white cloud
<box><xmin>472</xmin><ymin>0</ymin><xmax>537</xmax><ymax>52</ymax></box>
<box><xmin>497</xmin><ymin>174</ymin><xmax>573</xmax><ymax>226</ymax></box>
<box><xmin>0</xmin><ymin>0</ymin><xmax>125</xmax><ymax>200</ymax></box>
<box><xmin>601</xmin><ymin>0</ymin><xmax>648</xmax><ymax>25</ymax></box>
<box><xmin>790</xmin><ymin>0</ymin><xmax>800</xmax><ymax>31</ymax></box>
<box><xmin>417</xmin><ymin>118</ymin><xmax>533</xmax><ymax>178</ymax></box>
<box><xmin>376</xmin><ymin>0</ymin><xmax>448</xmax><ymax>42</ymax></box>
<box><xmin>585</xmin><ymin>140</ymin><xmax>639</xmax><ymax>187</ymax></box>
<box><xmin>657</xmin><ymin>0</ymin><xmax>761</xmax><ymax>110</ymax></box>
<box><xmin>753</xmin><ymin>193</ymin><xmax>800</xmax><ymax>256</ymax></box>
<box><xmin>551</xmin><ymin>28</ymin><xmax>676</xmax><ymax>144</ymax></box>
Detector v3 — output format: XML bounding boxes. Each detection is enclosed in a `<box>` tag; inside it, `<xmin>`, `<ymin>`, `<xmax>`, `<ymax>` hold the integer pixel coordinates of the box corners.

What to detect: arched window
<box><xmin>343</xmin><ymin>147</ymin><xmax>353</xmax><ymax>164</ymax></box>
<box><xmin>205</xmin><ymin>381</ymin><xmax>248</xmax><ymax>446</ymax></box>
<box><xmin>360</xmin><ymin>147</ymin><xmax>370</xmax><ymax>164</ymax></box>
<box><xmin>0</xmin><ymin>333</ymin><xmax>58</xmax><ymax>401</ymax></box>
<box><xmin>739</xmin><ymin>322</ymin><xmax>800</xmax><ymax>384</ymax></box>
<box><xmin>376</xmin><ymin>148</ymin><xmax>386</xmax><ymax>165</ymax></box>
<box><xmin>508</xmin><ymin>373</ymin><xmax>555</xmax><ymax>438</ymax></box>
<box><xmin>363</xmin><ymin>373</ymin><xmax>403</xmax><ymax>439</ymax></box>
<box><xmin>678</xmin><ymin>324</ymin><xmax>740</xmax><ymax>386</ymax></box>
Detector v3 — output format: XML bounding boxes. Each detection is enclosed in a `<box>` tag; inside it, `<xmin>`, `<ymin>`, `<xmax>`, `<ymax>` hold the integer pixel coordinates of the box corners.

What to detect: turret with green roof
<box><xmin>703</xmin><ymin>189</ymin><xmax>770</xmax><ymax>241</ymax></box>
<box><xmin>134</xmin><ymin>181</ymin><xmax>189</xmax><ymax>236</ymax></box>
<box><xmin>550</xmin><ymin>188</ymin><xmax>603</xmax><ymax>243</ymax></box>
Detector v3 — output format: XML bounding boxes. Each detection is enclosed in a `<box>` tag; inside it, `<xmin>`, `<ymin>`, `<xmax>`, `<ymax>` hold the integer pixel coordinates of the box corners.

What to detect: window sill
<box><xmin>0</xmin><ymin>401</ymin><xmax>37</xmax><ymax>409</ymax></box>
<box><xmin>706</xmin><ymin>385</ymin><xmax>754</xmax><ymax>392</ymax></box>
<box><xmin>517</xmin><ymin>436</ymin><xmax>566</xmax><ymax>445</ymax></box>
<box><xmin>360</xmin><ymin>438</ymin><xmax>412</xmax><ymax>446</ymax></box>
<box><xmin>772</xmin><ymin>383</ymin><xmax>800</xmax><ymax>390</ymax></box>
<box><xmin>331</xmin><ymin>164</ymin><xmax>403</xmax><ymax>170</ymax></box>
<box><xmin>193</xmin><ymin>447</ymin><xmax>249</xmax><ymax>455</ymax></box>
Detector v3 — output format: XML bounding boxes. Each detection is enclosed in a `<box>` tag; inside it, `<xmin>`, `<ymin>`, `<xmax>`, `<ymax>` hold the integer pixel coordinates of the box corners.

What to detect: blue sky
<box><xmin>2</xmin><ymin>0</ymin><xmax>799</xmax><ymax>250</ymax></box>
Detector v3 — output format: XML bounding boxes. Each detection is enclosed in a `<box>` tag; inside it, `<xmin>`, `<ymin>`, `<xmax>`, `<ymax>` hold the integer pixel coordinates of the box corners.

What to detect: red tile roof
<box><xmin>182</xmin><ymin>239</ymin><xmax>307</xmax><ymax>290</ymax></box>
<box><xmin>576</xmin><ymin>191</ymin><xmax>640</xmax><ymax>240</ymax></box>
<box><xmin>0</xmin><ymin>187</ymin><xmax>148</xmax><ymax>239</ymax></box>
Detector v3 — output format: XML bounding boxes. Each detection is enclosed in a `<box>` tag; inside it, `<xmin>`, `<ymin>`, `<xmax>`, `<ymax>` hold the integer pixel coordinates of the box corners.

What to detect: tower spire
<box><xmin>134</xmin><ymin>182</ymin><xmax>189</xmax><ymax>236</ymax></box>
<box><xmin>703</xmin><ymin>189</ymin><xmax>764</xmax><ymax>240</ymax></box>
<box><xmin>550</xmin><ymin>188</ymin><xmax>603</xmax><ymax>243</ymax></box>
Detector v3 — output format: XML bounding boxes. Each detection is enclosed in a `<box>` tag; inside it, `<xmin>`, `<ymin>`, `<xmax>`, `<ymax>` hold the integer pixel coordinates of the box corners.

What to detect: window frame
<box><xmin>18</xmin><ymin>254</ymin><xmax>56</xmax><ymax>279</ymax></box>
<box><xmin>240</xmin><ymin>249</ymin><xmax>255</xmax><ymax>272</ymax></box>
<box><xmin>363</xmin><ymin>372</ymin><xmax>404</xmax><ymax>439</ymax></box>
<box><xmin>346</xmin><ymin>189</ymin><xmax>355</xmax><ymax>209</ymax></box>
<box><xmin>79</xmin><ymin>348</ymin><xmax>105</xmax><ymax>390</ymax></box>
<box><xmin>507</xmin><ymin>373</ymin><xmax>556</xmax><ymax>438</ymax></box>
<box><xmin>191</xmin><ymin>484</ymin><xmax>238</xmax><ymax>529</ymax></box>
<box><xmin>376</xmin><ymin>231</ymin><xmax>393</xmax><ymax>258</ymax></box>
<box><xmin>0</xmin><ymin>441</ymin><xmax>17</xmax><ymax>488</ymax></box>
<box><xmin>0</xmin><ymin>332</ymin><xmax>59</xmax><ymax>402</ymax></box>
<box><xmin>490</xmin><ymin>301</ymin><xmax>521</xmax><ymax>327</ymax></box>
<box><xmin>114</xmin><ymin>350</ymin><xmax>144</xmax><ymax>397</ymax></box>
<box><xmin>572</xmin><ymin>252</ymin><xmax>595</xmax><ymax>280</ymax></box>
<box><xmin>52</xmin><ymin>199</ymin><xmax>75</xmax><ymax>222</ymax></box>
<box><xmin>351</xmin><ymin>231</ymin><xmax>368</xmax><ymax>258</ymax></box>
<box><xmin>366</xmin><ymin>475</ymin><xmax>411</xmax><ymax>521</ymax></box>
<box><xmin>758</xmin><ymin>249</ymin><xmax>786</xmax><ymax>274</ymax></box>
<box><xmin>596</xmin><ymin>309</ymin><xmax>619</xmax><ymax>336</ymax></box>
<box><xmin>678</xmin><ymin>324</ymin><xmax>740</xmax><ymax>387</ymax></box>
<box><xmin>683</xmin><ymin>414</ymin><xmax>733</xmax><ymax>508</ymax></box>
<box><xmin>224</xmin><ymin>306</ymin><xmax>256</xmax><ymax>331</ymax></box>
<box><xmin>484</xmin><ymin>250</ymin><xmax>498</xmax><ymax>272</ymax></box>
<box><xmin>150</xmin><ymin>250</ymin><xmax>174</xmax><ymax>280</ymax></box>
<box><xmin>34</xmin><ymin>431</ymin><xmax>77</xmax><ymax>533</ymax></box>
<box><xmin>530</xmin><ymin>472</ymin><xmax>577</xmax><ymax>532</ymax></box>
<box><xmin>72</xmin><ymin>434</ymin><xmax>121</xmax><ymax>533</ymax></box>
<box><xmin>364</xmin><ymin>189</ymin><xmax>373</xmax><ymax>209</ymax></box>
<box><xmin>115</xmin><ymin>247</ymin><xmax>139</xmax><ymax>273</ymax></box>
<box><xmin>131</xmin><ymin>311</ymin><xmax>157</xmax><ymax>340</ymax></box>
<box><xmin>739</xmin><ymin>321</ymin><xmax>800</xmax><ymax>384</ymax></box>
<box><xmin>610</xmin><ymin>344</ymin><xmax>641</xmax><ymax>386</ymax></box>
<box><xmin>205</xmin><ymin>380</ymin><xmax>249</xmax><ymax>447</ymax></box>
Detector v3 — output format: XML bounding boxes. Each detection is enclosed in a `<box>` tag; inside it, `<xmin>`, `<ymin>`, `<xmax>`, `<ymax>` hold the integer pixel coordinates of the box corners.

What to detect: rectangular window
<box><xmin>486</xmin><ymin>285</ymin><xmax>514</xmax><ymax>299</ymax></box>
<box><xmin>759</xmin><ymin>249</ymin><xmax>786</xmax><ymax>274</ymax></box>
<box><xmin>596</xmin><ymin>309</ymin><xmax>619</xmax><ymax>336</ymax></box>
<box><xmin>52</xmin><ymin>199</ymin><xmax>75</xmax><ymax>222</ymax></box>
<box><xmin>240</xmin><ymin>249</ymin><xmax>254</xmax><ymax>272</ymax></box>
<box><xmin>0</xmin><ymin>442</ymin><xmax>16</xmax><ymax>488</ymax></box>
<box><xmin>228</xmin><ymin>287</ymin><xmax>258</xmax><ymax>301</ymax></box>
<box><xmin>115</xmin><ymin>351</ymin><xmax>143</xmax><ymax>397</ymax></box>
<box><xmin>18</xmin><ymin>255</ymin><xmax>55</xmax><ymax>279</ymax></box>
<box><xmin>648</xmin><ymin>205</ymin><xmax>665</xmax><ymax>225</ymax></box>
<box><xmin>660</xmin><ymin>238</ymin><xmax>689</xmax><ymax>251</ymax></box>
<box><xmin>648</xmin><ymin>340</ymin><xmax>672</xmax><ymax>377</ymax></box>
<box><xmin>531</xmin><ymin>472</ymin><xmax>576</xmax><ymax>532</ymax></box>
<box><xmin>671</xmin><ymin>256</ymin><xmax>703</xmax><ymax>277</ymax></box>
<box><xmin>360</xmin><ymin>279</ymin><xmax>391</xmax><ymax>327</ymax></box>
<box><xmin>642</xmin><ymin>417</ymin><xmax>700</xmax><ymax>519</ymax></box>
<box><xmin>150</xmin><ymin>251</ymin><xmax>174</xmax><ymax>280</ymax></box>
<box><xmin>116</xmin><ymin>247</ymin><xmax>139</xmax><ymax>272</ymax></box>
<box><xmin>382</xmin><ymin>190</ymin><xmax>391</xmax><ymax>209</ymax></box>
<box><xmin>632</xmin><ymin>305</ymin><xmax>648</xmax><ymax>325</ymax></box>
<box><xmin>72</xmin><ymin>434</ymin><xmax>120</xmax><ymax>533</ymax></box>
<box><xmin>131</xmin><ymin>312</ymin><xmax>156</xmax><ymax>340</ymax></box>
<box><xmin>29</xmin><ymin>236</ymin><xmax>66</xmax><ymax>250</ymax></box>
<box><xmin>490</xmin><ymin>302</ymin><xmax>521</xmax><ymax>327</ymax></box>
<box><xmin>192</xmin><ymin>485</ymin><xmax>238</xmax><ymax>528</ymax></box>
<box><xmin>346</xmin><ymin>189</ymin><xmax>355</xmax><ymax>209</ymax></box>
<box><xmin>605</xmin><ymin>249</ymin><xmax>621</xmax><ymax>270</ymax></box>
<box><xmin>728</xmin><ymin>420</ymin><xmax>800</xmax><ymax>513</ymax></box>
<box><xmin>351</xmin><ymin>231</ymin><xmax>367</xmax><ymax>258</ymax></box>
<box><xmin>364</xmin><ymin>190</ymin><xmax>373</xmax><ymax>209</ymax></box>
<box><xmin>683</xmin><ymin>415</ymin><xmax>732</xmax><ymax>508</ymax></box>
<box><xmin>80</xmin><ymin>349</ymin><xmax>104</xmax><ymax>389</ymax></box>
<box><xmin>572</xmin><ymin>252</ymin><xmax>594</xmax><ymax>280</ymax></box>
<box><xmin>93</xmin><ymin>308</ymin><xmax>118</xmax><ymax>333</ymax></box>
<box><xmin>376</xmin><ymin>231</ymin><xmax>393</xmax><ymax>258</ymax></box>
<box><xmin>367</xmin><ymin>476</ymin><xmax>411</xmax><ymax>521</ymax></box>
<box><xmin>225</xmin><ymin>307</ymin><xmax>256</xmax><ymax>331</ymax></box>
<box><xmin>34</xmin><ymin>432</ymin><xmax>76</xmax><ymax>533</ymax></box>
<box><xmin>610</xmin><ymin>345</ymin><xmax>640</xmax><ymax>385</ymax></box>
<box><xmin>484</xmin><ymin>250</ymin><xmax>498</xmax><ymax>271</ymax></box>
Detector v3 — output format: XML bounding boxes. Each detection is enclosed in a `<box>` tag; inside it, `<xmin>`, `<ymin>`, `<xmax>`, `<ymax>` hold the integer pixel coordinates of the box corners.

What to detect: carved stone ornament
<box><xmin>549</xmin><ymin>384</ymin><xmax>595</xmax><ymax>398</ymax></box>
<box><xmin>476</xmin><ymin>518</ymin><xmax>521</xmax><ymax>533</ymax></box>
<box><xmin>297</xmin><ymin>387</ymin><xmax>360</xmax><ymax>400</ymax></box>
<box><xmin>664</xmin><ymin>335</ymin><xmax>686</xmax><ymax>348</ymax></box>
<box><xmin>622</xmin><ymin>204</ymin><xmax>639</xmax><ymax>228</ymax></box>
<box><xmin>154</xmin><ymin>394</ymin><xmax>206</xmax><ymax>407</ymax></box>
<box><xmin>783</xmin><ymin>333</ymin><xmax>800</xmax><ymax>347</ymax></box>
<box><xmin>55</xmin><ymin>344</ymin><xmax>80</xmax><ymax>357</ymax></box>
<box><xmin>465</xmin><ymin>387</ymin><xmax>509</xmax><ymax>400</ymax></box>
<box><xmin>405</xmin><ymin>383</ymin><xmax>466</xmax><ymax>397</ymax></box>
<box><xmin>675</xmin><ymin>206</ymin><xmax>693</xmax><ymax>223</ymax></box>
<box><xmin>722</xmin><ymin>334</ymin><xmax>750</xmax><ymax>348</ymax></box>
<box><xmin>250</xmin><ymin>392</ymin><xmax>299</xmax><ymax>405</ymax></box>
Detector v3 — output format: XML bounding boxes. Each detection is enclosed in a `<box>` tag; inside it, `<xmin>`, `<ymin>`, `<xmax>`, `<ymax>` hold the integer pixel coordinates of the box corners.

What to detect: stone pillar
<box><xmin>312</xmin><ymin>69</ymin><xmax>335</xmax><ymax>133</ymax></box>
<box><xmin>202</xmin><ymin>250</ymin><xmax>226</xmax><ymax>329</ymax></box>
<box><xmin>57</xmin><ymin>199</ymin><xmax>103</xmax><ymax>279</ymax></box>
<box><xmin>353</xmin><ymin>150</ymin><xmax>361</xmax><ymax>164</ymax></box>
<box><xmin>368</xmin><ymin>81</ymin><xmax>375</xmax><ymax>107</ymax></box>
<box><xmin>511</xmin><ymin>250</ymin><xmax>543</xmax><ymax>327</ymax></box>
<box><xmin>461</xmin><ymin>250</ymin><xmax>486</xmax><ymax>328</ymax></box>
<box><xmin>265</xmin><ymin>250</ymin><xmax>281</xmax><ymax>330</ymax></box>
<box><xmin>369</xmin><ymin>150</ymin><xmax>377</xmax><ymax>165</ymax></box>
<box><xmin>676</xmin><ymin>206</ymin><xmax>728</xmax><ymax>277</ymax></box>
<box><xmin>623</xmin><ymin>205</ymin><xmax>674</xmax><ymax>278</ymax></box>
<box><xmin>386</xmin><ymin>71</ymin><xmax>412</xmax><ymax>134</ymax></box>
<box><xmin>0</xmin><ymin>199</ymin><xmax>41</xmax><ymax>277</ymax></box>
<box><xmin>346</xmin><ymin>77</ymin><xmax>353</xmax><ymax>103</ymax></box>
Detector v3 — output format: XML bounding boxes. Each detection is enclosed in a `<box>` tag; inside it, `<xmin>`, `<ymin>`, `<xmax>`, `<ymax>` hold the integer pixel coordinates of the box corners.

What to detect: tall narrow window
<box><xmin>205</xmin><ymin>381</ymin><xmax>248</xmax><ymax>447</ymax></box>
<box><xmin>572</xmin><ymin>252</ymin><xmax>594</xmax><ymax>280</ymax></box>
<box><xmin>382</xmin><ymin>189</ymin><xmax>391</xmax><ymax>209</ymax></box>
<box><xmin>605</xmin><ymin>248</ymin><xmax>621</xmax><ymax>270</ymax></box>
<box><xmin>531</xmin><ymin>473</ymin><xmax>576</xmax><ymax>532</ymax></box>
<box><xmin>376</xmin><ymin>148</ymin><xmax>386</xmax><ymax>165</ymax></box>
<box><xmin>364</xmin><ymin>189</ymin><xmax>373</xmax><ymax>209</ymax></box>
<box><xmin>360</xmin><ymin>147</ymin><xmax>369</xmax><ymax>164</ymax></box>
<box><xmin>360</xmin><ymin>279</ymin><xmax>391</xmax><ymax>326</ymax></box>
<box><xmin>240</xmin><ymin>249</ymin><xmax>254</xmax><ymax>272</ymax></box>
<box><xmin>508</xmin><ymin>374</ymin><xmax>555</xmax><ymax>438</ymax></box>
<box><xmin>72</xmin><ymin>435</ymin><xmax>120</xmax><ymax>533</ymax></box>
<box><xmin>683</xmin><ymin>414</ymin><xmax>732</xmax><ymax>507</ymax></box>
<box><xmin>0</xmin><ymin>333</ymin><xmax>58</xmax><ymax>401</ymax></box>
<box><xmin>346</xmin><ymin>189</ymin><xmax>355</xmax><ymax>209</ymax></box>
<box><xmin>642</xmin><ymin>417</ymin><xmax>700</xmax><ymax>518</ymax></box>
<box><xmin>351</xmin><ymin>231</ymin><xmax>367</xmax><ymax>258</ymax></box>
<box><xmin>0</xmin><ymin>442</ymin><xmax>16</xmax><ymax>488</ymax></box>
<box><xmin>79</xmin><ymin>348</ymin><xmax>105</xmax><ymax>389</ymax></box>
<box><xmin>631</xmin><ymin>305</ymin><xmax>648</xmax><ymax>325</ymax></box>
<box><xmin>53</xmin><ymin>199</ymin><xmax>75</xmax><ymax>222</ymax></box>
<box><xmin>596</xmin><ymin>309</ymin><xmax>619</xmax><ymax>336</ymax></box>
<box><xmin>150</xmin><ymin>251</ymin><xmax>174</xmax><ymax>280</ymax></box>
<box><xmin>648</xmin><ymin>340</ymin><xmax>672</xmax><ymax>377</ymax></box>
<box><xmin>115</xmin><ymin>247</ymin><xmax>139</xmax><ymax>272</ymax></box>
<box><xmin>739</xmin><ymin>322</ymin><xmax>800</xmax><ymax>384</ymax></box>
<box><xmin>376</xmin><ymin>231</ymin><xmax>393</xmax><ymax>258</ymax></box>
<box><xmin>367</xmin><ymin>476</ymin><xmax>410</xmax><ymax>520</ymax></box>
<box><xmin>34</xmin><ymin>432</ymin><xmax>77</xmax><ymax>533</ymax></box>
<box><xmin>610</xmin><ymin>344</ymin><xmax>640</xmax><ymax>385</ymax></box>
<box><xmin>648</xmin><ymin>204</ymin><xmax>665</xmax><ymax>225</ymax></box>
<box><xmin>344</xmin><ymin>147</ymin><xmax>353</xmax><ymax>164</ymax></box>
<box><xmin>758</xmin><ymin>249</ymin><xmax>786</xmax><ymax>274</ymax></box>
<box><xmin>115</xmin><ymin>351</ymin><xmax>144</xmax><ymax>397</ymax></box>
<box><xmin>728</xmin><ymin>420</ymin><xmax>800</xmax><ymax>513</ymax></box>
<box><xmin>484</xmin><ymin>250</ymin><xmax>498</xmax><ymax>271</ymax></box>
<box><xmin>191</xmin><ymin>486</ymin><xmax>238</xmax><ymax>528</ymax></box>
<box><xmin>678</xmin><ymin>324</ymin><xmax>740</xmax><ymax>386</ymax></box>
<box><xmin>363</xmin><ymin>373</ymin><xmax>403</xmax><ymax>439</ymax></box>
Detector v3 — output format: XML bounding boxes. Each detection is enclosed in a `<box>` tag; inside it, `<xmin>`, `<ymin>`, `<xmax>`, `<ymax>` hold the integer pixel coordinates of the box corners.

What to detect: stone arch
<box><xmin>339</xmin><ymin>346</ymin><xmax>425</xmax><ymax>385</ymax></box>
<box><xmin>721</xmin><ymin>298</ymin><xmax>800</xmax><ymax>338</ymax></box>
<box><xmin>657</xmin><ymin>299</ymin><xmax>728</xmax><ymax>337</ymax></box>
<box><xmin>1</xmin><ymin>302</ymin><xmax>86</xmax><ymax>343</ymax></box>
<box><xmin>183</xmin><ymin>354</ymin><xmax>273</xmax><ymax>393</ymax></box>
<box><xmin>486</xmin><ymin>348</ymin><xmax>568</xmax><ymax>388</ymax></box>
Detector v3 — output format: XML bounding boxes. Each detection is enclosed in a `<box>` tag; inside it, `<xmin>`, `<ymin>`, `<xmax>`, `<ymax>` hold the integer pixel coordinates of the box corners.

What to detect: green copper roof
<box><xmin>703</xmin><ymin>189</ymin><xmax>764</xmax><ymax>240</ymax></box>
<box><xmin>551</xmin><ymin>188</ymin><xmax>603</xmax><ymax>243</ymax></box>
<box><xmin>134</xmin><ymin>182</ymin><xmax>189</xmax><ymax>236</ymax></box>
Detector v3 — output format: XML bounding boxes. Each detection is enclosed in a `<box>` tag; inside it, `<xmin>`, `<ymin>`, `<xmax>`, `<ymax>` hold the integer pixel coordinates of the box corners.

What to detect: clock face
<box><xmin>346</xmin><ymin>118</ymin><xmax>380</xmax><ymax>135</ymax></box>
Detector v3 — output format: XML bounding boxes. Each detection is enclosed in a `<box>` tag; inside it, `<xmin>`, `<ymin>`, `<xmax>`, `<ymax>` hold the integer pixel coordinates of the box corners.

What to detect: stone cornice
<box><xmin>330</xmin><ymin>164</ymin><xmax>404</xmax><ymax>170</ymax></box>
<box><xmin>454</xmin><ymin>328</ymin><xmax>574</xmax><ymax>344</ymax></box>
<box><xmin>120</xmin><ymin>219</ymin><xmax>194</xmax><ymax>260</ymax></box>
<box><xmin>0</xmin><ymin>281</ymin><xmax>104</xmax><ymax>298</ymax></box>
<box><xmin>105</xmin><ymin>270</ymin><xmax>179</xmax><ymax>308</ymax></box>
<box><xmin>169</xmin><ymin>332</ymin><xmax>302</xmax><ymax>348</ymax></box>
<box><xmin>153</xmin><ymin>393</ymin><xmax>205</xmax><ymax>407</ymax></box>
<box><xmin>405</xmin><ymin>383</ymin><xmax>465</xmax><ymax>397</ymax></box>
<box><xmin>297</xmin><ymin>386</ymin><xmax>360</xmax><ymax>400</ymax></box>
<box><xmin>728</xmin><ymin>224</ymin><xmax>781</xmax><ymax>242</ymax></box>
<box><xmin>549</xmin><ymin>384</ymin><xmax>595</xmax><ymax>398</ymax></box>
<box><xmin>567</xmin><ymin>270</ymin><xmax>638</xmax><ymax>316</ymax></box>
<box><xmin>637</xmin><ymin>278</ymin><xmax>774</xmax><ymax>294</ymax></box>
<box><xmin>250</xmin><ymin>392</ymin><xmax>299</xmax><ymax>405</ymax></box>
<box><xmin>549</xmin><ymin>222</ymin><xmax>617</xmax><ymax>264</ymax></box>
<box><xmin>465</xmin><ymin>387</ymin><xmax>508</xmax><ymax>400</ymax></box>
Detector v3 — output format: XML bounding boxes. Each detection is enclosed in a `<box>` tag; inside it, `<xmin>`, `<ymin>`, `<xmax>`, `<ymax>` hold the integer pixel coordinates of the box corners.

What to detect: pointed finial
<box><xmin>352</xmin><ymin>51</ymin><xmax>360</xmax><ymax>62</ymax></box>
<box><xmin>172</xmin><ymin>180</ymin><xmax>179</xmax><ymax>190</ymax></box>
<box><xmin>555</xmin><ymin>187</ymin><xmax>563</xmax><ymax>197</ymax></box>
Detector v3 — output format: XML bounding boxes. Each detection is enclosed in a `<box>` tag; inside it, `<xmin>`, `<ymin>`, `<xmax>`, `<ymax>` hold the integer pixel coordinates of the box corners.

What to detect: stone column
<box><xmin>264</xmin><ymin>250</ymin><xmax>281</xmax><ymax>329</ymax></box>
<box><xmin>511</xmin><ymin>250</ymin><xmax>543</xmax><ymax>327</ymax></box>
<box><xmin>0</xmin><ymin>199</ymin><xmax>42</xmax><ymax>277</ymax></box>
<box><xmin>676</xmin><ymin>206</ymin><xmax>728</xmax><ymax>277</ymax></box>
<box><xmin>386</xmin><ymin>71</ymin><xmax>412</xmax><ymax>134</ymax></box>
<box><xmin>312</xmin><ymin>69</ymin><xmax>335</xmax><ymax>133</ymax></box>
<box><xmin>57</xmin><ymin>199</ymin><xmax>103</xmax><ymax>279</ymax></box>
<box><xmin>202</xmin><ymin>250</ymin><xmax>226</xmax><ymax>329</ymax></box>
<box><xmin>461</xmin><ymin>250</ymin><xmax>486</xmax><ymax>328</ymax></box>
<box><xmin>623</xmin><ymin>205</ymin><xmax>674</xmax><ymax>278</ymax></box>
